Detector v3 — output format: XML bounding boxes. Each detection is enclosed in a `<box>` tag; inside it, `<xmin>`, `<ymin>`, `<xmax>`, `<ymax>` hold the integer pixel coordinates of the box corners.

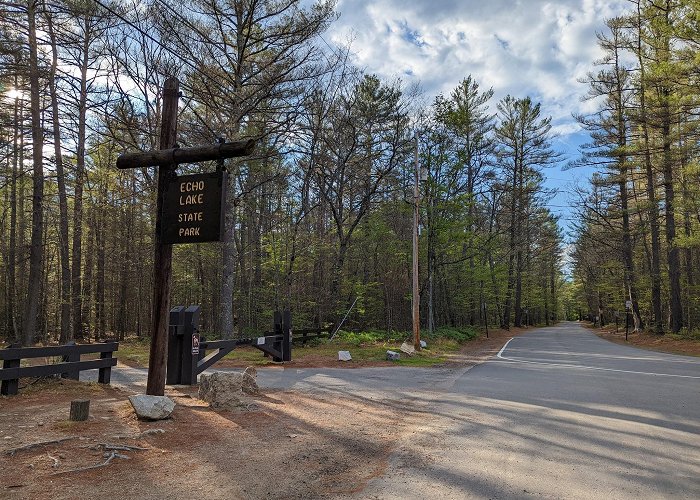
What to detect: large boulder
<box><xmin>199</xmin><ymin>369</ymin><xmax>259</xmax><ymax>410</ymax></box>
<box><xmin>128</xmin><ymin>395</ymin><xmax>175</xmax><ymax>420</ymax></box>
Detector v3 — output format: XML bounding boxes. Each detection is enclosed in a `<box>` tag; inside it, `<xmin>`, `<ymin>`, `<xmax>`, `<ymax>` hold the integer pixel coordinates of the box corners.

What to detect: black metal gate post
<box><xmin>166</xmin><ymin>306</ymin><xmax>185</xmax><ymax>385</ymax></box>
<box><xmin>181</xmin><ymin>305</ymin><xmax>201</xmax><ymax>385</ymax></box>
<box><xmin>272</xmin><ymin>311</ymin><xmax>283</xmax><ymax>362</ymax></box>
<box><xmin>282</xmin><ymin>309</ymin><xmax>292</xmax><ymax>362</ymax></box>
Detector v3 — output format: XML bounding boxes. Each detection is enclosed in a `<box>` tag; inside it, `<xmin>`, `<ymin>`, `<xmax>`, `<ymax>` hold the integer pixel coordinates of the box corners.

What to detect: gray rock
<box><xmin>420</xmin><ymin>340</ymin><xmax>427</xmax><ymax>348</ymax></box>
<box><xmin>128</xmin><ymin>395</ymin><xmax>175</xmax><ymax>420</ymax></box>
<box><xmin>386</xmin><ymin>350</ymin><xmax>400</xmax><ymax>361</ymax></box>
<box><xmin>199</xmin><ymin>371</ymin><xmax>253</xmax><ymax>410</ymax></box>
<box><xmin>400</xmin><ymin>342</ymin><xmax>415</xmax><ymax>356</ymax></box>
<box><xmin>241</xmin><ymin>366</ymin><xmax>260</xmax><ymax>395</ymax></box>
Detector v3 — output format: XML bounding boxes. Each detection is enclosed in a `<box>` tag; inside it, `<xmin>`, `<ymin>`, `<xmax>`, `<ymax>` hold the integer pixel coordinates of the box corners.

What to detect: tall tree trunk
<box><xmin>615</xmin><ymin>73</ymin><xmax>642</xmax><ymax>330</ymax></box>
<box><xmin>71</xmin><ymin>16</ymin><xmax>90</xmax><ymax>341</ymax></box>
<box><xmin>514</xmin><ymin>249</ymin><xmax>523</xmax><ymax>327</ymax></box>
<box><xmin>46</xmin><ymin>12</ymin><xmax>72</xmax><ymax>343</ymax></box>
<box><xmin>95</xmin><ymin>200</ymin><xmax>106</xmax><ymax>340</ymax></box>
<box><xmin>513</xmin><ymin>155</ymin><xmax>525</xmax><ymax>328</ymax></box>
<box><xmin>221</xmin><ymin>175</ymin><xmax>237</xmax><ymax>338</ymax></box>
<box><xmin>502</xmin><ymin>163</ymin><xmax>519</xmax><ymax>329</ymax></box>
<box><xmin>7</xmin><ymin>73</ymin><xmax>20</xmax><ymax>341</ymax></box>
<box><xmin>17</xmin><ymin>110</ymin><xmax>27</xmax><ymax>337</ymax></box>
<box><xmin>82</xmin><ymin>212</ymin><xmax>95</xmax><ymax>337</ymax></box>
<box><xmin>658</xmin><ymin>7</ymin><xmax>683</xmax><ymax>333</ymax></box>
<box><xmin>23</xmin><ymin>0</ymin><xmax>45</xmax><ymax>346</ymax></box>
<box><xmin>550</xmin><ymin>257</ymin><xmax>557</xmax><ymax>323</ymax></box>
<box><xmin>682</xmin><ymin>166</ymin><xmax>694</xmax><ymax>330</ymax></box>
<box><xmin>543</xmin><ymin>270</ymin><xmax>550</xmax><ymax>327</ymax></box>
<box><xmin>662</xmin><ymin>98</ymin><xmax>682</xmax><ymax>333</ymax></box>
<box><xmin>635</xmin><ymin>6</ymin><xmax>663</xmax><ymax>333</ymax></box>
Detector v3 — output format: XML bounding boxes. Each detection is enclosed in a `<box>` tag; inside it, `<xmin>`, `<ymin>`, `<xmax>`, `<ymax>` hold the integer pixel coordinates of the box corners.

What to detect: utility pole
<box><xmin>413</xmin><ymin>130</ymin><xmax>421</xmax><ymax>350</ymax></box>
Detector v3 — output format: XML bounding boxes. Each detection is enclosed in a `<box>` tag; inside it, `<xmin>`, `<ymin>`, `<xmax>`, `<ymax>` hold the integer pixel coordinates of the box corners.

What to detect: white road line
<box><xmin>496</xmin><ymin>354</ymin><xmax>700</xmax><ymax>379</ymax></box>
<box><xmin>497</xmin><ymin>337</ymin><xmax>515</xmax><ymax>358</ymax></box>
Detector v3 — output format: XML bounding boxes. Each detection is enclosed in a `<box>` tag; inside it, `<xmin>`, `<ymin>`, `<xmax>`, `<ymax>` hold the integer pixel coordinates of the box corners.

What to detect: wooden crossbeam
<box><xmin>116</xmin><ymin>139</ymin><xmax>255</xmax><ymax>169</ymax></box>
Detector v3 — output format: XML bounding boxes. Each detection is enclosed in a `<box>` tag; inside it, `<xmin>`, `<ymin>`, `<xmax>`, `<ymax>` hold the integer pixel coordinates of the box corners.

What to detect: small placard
<box><xmin>192</xmin><ymin>334</ymin><xmax>200</xmax><ymax>355</ymax></box>
<box><xmin>625</xmin><ymin>300</ymin><xmax>632</xmax><ymax>310</ymax></box>
<box><xmin>257</xmin><ymin>337</ymin><xmax>265</xmax><ymax>346</ymax></box>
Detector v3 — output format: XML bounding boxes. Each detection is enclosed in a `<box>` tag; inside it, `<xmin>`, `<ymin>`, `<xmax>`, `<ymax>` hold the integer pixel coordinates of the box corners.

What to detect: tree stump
<box><xmin>69</xmin><ymin>400</ymin><xmax>90</xmax><ymax>421</ymax></box>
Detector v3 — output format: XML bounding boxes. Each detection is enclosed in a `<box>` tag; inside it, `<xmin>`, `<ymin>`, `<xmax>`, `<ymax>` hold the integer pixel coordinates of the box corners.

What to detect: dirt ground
<box><xmin>0</xmin><ymin>327</ymin><xmax>524</xmax><ymax>499</ymax></box>
<box><xmin>590</xmin><ymin>323</ymin><xmax>700</xmax><ymax>357</ymax></box>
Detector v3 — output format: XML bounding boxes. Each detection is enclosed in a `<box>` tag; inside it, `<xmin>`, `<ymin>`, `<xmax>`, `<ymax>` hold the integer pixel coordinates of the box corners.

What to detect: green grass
<box><xmin>116</xmin><ymin>337</ymin><xmax>152</xmax><ymax>366</ymax></box>
<box><xmin>115</xmin><ymin>326</ymin><xmax>483</xmax><ymax>367</ymax></box>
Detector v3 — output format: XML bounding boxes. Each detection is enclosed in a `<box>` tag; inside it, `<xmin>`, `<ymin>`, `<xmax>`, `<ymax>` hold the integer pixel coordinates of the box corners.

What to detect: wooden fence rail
<box><xmin>0</xmin><ymin>342</ymin><xmax>118</xmax><ymax>396</ymax></box>
<box><xmin>293</xmin><ymin>328</ymin><xmax>331</xmax><ymax>345</ymax></box>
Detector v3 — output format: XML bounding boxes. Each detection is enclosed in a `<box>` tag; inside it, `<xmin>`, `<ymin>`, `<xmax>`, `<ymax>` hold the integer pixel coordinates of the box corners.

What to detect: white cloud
<box><xmin>326</xmin><ymin>0</ymin><xmax>631</xmax><ymax>235</ymax></box>
<box><xmin>329</xmin><ymin>0</ymin><xmax>629</xmax><ymax>138</ymax></box>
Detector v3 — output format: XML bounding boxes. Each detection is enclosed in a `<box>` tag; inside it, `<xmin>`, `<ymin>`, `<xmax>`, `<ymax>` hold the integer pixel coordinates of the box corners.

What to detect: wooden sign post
<box><xmin>116</xmin><ymin>77</ymin><xmax>254</xmax><ymax>396</ymax></box>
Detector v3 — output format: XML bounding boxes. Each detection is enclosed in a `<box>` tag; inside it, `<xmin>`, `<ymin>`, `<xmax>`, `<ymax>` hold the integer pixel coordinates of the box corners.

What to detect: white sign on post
<box><xmin>625</xmin><ymin>300</ymin><xmax>632</xmax><ymax>311</ymax></box>
<box><xmin>192</xmin><ymin>334</ymin><xmax>200</xmax><ymax>355</ymax></box>
<box><xmin>257</xmin><ymin>337</ymin><xmax>266</xmax><ymax>346</ymax></box>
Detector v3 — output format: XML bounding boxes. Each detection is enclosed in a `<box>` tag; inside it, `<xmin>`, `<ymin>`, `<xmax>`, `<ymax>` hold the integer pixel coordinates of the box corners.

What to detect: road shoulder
<box><xmin>588</xmin><ymin>322</ymin><xmax>700</xmax><ymax>358</ymax></box>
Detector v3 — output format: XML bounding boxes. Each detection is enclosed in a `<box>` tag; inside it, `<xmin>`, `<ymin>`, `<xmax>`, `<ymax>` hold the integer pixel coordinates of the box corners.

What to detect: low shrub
<box><xmin>424</xmin><ymin>326</ymin><xmax>480</xmax><ymax>343</ymax></box>
<box><xmin>336</xmin><ymin>326</ymin><xmax>481</xmax><ymax>345</ymax></box>
<box><xmin>336</xmin><ymin>329</ymin><xmax>397</xmax><ymax>345</ymax></box>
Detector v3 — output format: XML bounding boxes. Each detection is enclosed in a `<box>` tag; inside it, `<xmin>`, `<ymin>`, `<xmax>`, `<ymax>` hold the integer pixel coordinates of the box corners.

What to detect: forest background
<box><xmin>1</xmin><ymin>0</ymin><xmax>698</xmax><ymax>345</ymax></box>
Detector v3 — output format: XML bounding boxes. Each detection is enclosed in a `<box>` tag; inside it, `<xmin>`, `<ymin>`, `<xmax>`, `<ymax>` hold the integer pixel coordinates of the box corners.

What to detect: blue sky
<box><xmin>325</xmin><ymin>0</ymin><xmax>630</xmax><ymax>240</ymax></box>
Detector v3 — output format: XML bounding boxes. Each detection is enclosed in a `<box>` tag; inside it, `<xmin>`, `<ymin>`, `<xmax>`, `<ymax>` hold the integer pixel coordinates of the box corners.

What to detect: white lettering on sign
<box><xmin>179</xmin><ymin>227</ymin><xmax>201</xmax><ymax>237</ymax></box>
<box><xmin>180</xmin><ymin>180</ymin><xmax>205</xmax><ymax>192</ymax></box>
<box><xmin>178</xmin><ymin>212</ymin><xmax>203</xmax><ymax>223</ymax></box>
<box><xmin>162</xmin><ymin>171</ymin><xmax>226</xmax><ymax>244</ymax></box>
<box><xmin>257</xmin><ymin>337</ymin><xmax>265</xmax><ymax>346</ymax></box>
<box><xmin>179</xmin><ymin>193</ymin><xmax>204</xmax><ymax>205</ymax></box>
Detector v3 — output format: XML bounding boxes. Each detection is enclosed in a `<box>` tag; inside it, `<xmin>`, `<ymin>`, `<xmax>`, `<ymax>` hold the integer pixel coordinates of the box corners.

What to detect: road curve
<box><xmin>357</xmin><ymin>321</ymin><xmax>700</xmax><ymax>499</ymax></box>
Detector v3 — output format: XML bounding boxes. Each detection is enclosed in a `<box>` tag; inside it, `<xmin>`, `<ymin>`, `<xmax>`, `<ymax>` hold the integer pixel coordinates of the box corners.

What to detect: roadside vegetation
<box><xmin>116</xmin><ymin>326</ymin><xmax>482</xmax><ymax>368</ymax></box>
<box><xmin>588</xmin><ymin>322</ymin><xmax>700</xmax><ymax>358</ymax></box>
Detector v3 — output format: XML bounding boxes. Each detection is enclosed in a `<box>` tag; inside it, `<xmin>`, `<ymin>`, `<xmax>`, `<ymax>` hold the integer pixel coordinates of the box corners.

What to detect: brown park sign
<box><xmin>162</xmin><ymin>171</ymin><xmax>227</xmax><ymax>244</ymax></box>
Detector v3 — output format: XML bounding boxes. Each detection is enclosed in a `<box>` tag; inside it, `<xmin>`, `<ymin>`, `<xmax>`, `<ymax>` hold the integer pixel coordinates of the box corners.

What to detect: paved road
<box><xmin>99</xmin><ymin>322</ymin><xmax>700</xmax><ymax>498</ymax></box>
<box><xmin>357</xmin><ymin>322</ymin><xmax>700</xmax><ymax>499</ymax></box>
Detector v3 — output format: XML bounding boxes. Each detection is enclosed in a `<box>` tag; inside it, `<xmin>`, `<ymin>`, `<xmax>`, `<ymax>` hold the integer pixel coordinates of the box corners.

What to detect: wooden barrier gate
<box><xmin>166</xmin><ymin>305</ymin><xmax>291</xmax><ymax>385</ymax></box>
<box><xmin>166</xmin><ymin>305</ymin><xmax>330</xmax><ymax>386</ymax></box>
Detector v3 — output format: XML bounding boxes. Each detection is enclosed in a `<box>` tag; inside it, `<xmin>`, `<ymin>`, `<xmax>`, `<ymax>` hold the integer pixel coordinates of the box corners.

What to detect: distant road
<box><xmin>97</xmin><ymin>322</ymin><xmax>700</xmax><ymax>498</ymax></box>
